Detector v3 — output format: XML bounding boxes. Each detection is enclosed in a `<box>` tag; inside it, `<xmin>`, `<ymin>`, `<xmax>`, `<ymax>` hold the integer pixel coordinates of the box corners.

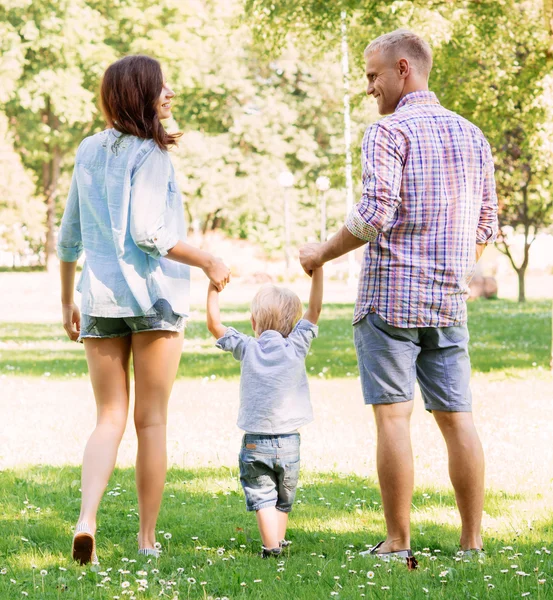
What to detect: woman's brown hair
<box><xmin>100</xmin><ymin>55</ymin><xmax>180</xmax><ymax>151</ymax></box>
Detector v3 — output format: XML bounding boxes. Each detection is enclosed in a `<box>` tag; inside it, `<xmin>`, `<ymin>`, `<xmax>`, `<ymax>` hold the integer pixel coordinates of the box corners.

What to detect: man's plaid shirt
<box><xmin>346</xmin><ymin>91</ymin><xmax>498</xmax><ymax>328</ymax></box>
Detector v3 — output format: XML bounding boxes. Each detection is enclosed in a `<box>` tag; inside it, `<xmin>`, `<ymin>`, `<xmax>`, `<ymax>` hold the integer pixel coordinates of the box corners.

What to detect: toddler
<box><xmin>206</xmin><ymin>269</ymin><xmax>323</xmax><ymax>557</ymax></box>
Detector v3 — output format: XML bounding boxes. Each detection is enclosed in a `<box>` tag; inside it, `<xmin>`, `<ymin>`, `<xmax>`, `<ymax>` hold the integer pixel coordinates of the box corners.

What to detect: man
<box><xmin>300</xmin><ymin>29</ymin><xmax>498</xmax><ymax>568</ymax></box>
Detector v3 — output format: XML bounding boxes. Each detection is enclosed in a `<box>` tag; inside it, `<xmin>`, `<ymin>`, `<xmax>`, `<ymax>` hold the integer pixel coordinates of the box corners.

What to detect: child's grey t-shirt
<box><xmin>216</xmin><ymin>319</ymin><xmax>318</xmax><ymax>434</ymax></box>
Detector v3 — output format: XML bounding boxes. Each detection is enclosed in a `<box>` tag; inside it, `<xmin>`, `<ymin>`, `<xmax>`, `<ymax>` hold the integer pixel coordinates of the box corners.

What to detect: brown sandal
<box><xmin>72</xmin><ymin>523</ymin><xmax>98</xmax><ymax>565</ymax></box>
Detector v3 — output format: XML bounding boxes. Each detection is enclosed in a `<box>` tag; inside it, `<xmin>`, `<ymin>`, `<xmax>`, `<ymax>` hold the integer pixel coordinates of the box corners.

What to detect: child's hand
<box><xmin>206</xmin><ymin>280</ymin><xmax>228</xmax><ymax>339</ymax></box>
<box><xmin>300</xmin><ymin>243</ymin><xmax>324</xmax><ymax>276</ymax></box>
<box><xmin>304</xmin><ymin>266</ymin><xmax>323</xmax><ymax>325</ymax></box>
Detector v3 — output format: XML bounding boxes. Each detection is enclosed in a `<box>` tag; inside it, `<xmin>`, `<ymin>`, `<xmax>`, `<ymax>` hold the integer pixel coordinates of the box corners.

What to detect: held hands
<box><xmin>62</xmin><ymin>302</ymin><xmax>81</xmax><ymax>342</ymax></box>
<box><xmin>299</xmin><ymin>243</ymin><xmax>324</xmax><ymax>276</ymax></box>
<box><xmin>203</xmin><ymin>256</ymin><xmax>231</xmax><ymax>292</ymax></box>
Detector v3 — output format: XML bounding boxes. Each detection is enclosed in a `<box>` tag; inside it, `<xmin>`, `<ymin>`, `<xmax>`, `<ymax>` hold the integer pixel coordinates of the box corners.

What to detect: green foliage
<box><xmin>0</xmin><ymin>300</ymin><xmax>550</xmax><ymax>378</ymax></box>
<box><xmin>245</xmin><ymin>0</ymin><xmax>553</xmax><ymax>295</ymax></box>
<box><xmin>0</xmin><ymin>0</ymin><xmax>366</xmax><ymax>262</ymax></box>
<box><xmin>0</xmin><ymin>113</ymin><xmax>43</xmax><ymax>259</ymax></box>
<box><xmin>432</xmin><ymin>1</ymin><xmax>553</xmax><ymax>233</ymax></box>
<box><xmin>0</xmin><ymin>466</ymin><xmax>551</xmax><ymax>598</ymax></box>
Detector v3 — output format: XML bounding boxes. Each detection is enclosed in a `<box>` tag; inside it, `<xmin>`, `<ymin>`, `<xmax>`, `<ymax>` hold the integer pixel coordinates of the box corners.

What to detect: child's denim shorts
<box><xmin>238</xmin><ymin>433</ymin><xmax>300</xmax><ymax>513</ymax></box>
<box><xmin>80</xmin><ymin>299</ymin><xmax>185</xmax><ymax>340</ymax></box>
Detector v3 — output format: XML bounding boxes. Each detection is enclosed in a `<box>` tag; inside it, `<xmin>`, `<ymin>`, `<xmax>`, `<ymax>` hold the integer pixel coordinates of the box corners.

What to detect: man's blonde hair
<box><xmin>251</xmin><ymin>285</ymin><xmax>303</xmax><ymax>338</ymax></box>
<box><xmin>365</xmin><ymin>29</ymin><xmax>433</xmax><ymax>77</ymax></box>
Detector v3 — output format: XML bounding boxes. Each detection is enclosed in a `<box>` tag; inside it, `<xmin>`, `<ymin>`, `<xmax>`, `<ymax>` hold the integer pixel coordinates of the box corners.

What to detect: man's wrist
<box><xmin>317</xmin><ymin>244</ymin><xmax>329</xmax><ymax>266</ymax></box>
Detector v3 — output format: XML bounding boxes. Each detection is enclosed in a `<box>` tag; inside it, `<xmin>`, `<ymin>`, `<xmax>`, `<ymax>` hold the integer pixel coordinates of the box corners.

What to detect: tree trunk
<box><xmin>545</xmin><ymin>0</ymin><xmax>553</xmax><ymax>55</ymax></box>
<box><xmin>551</xmin><ymin>297</ymin><xmax>553</xmax><ymax>371</ymax></box>
<box><xmin>516</xmin><ymin>267</ymin><xmax>526</xmax><ymax>303</ymax></box>
<box><xmin>42</xmin><ymin>98</ymin><xmax>61</xmax><ymax>272</ymax></box>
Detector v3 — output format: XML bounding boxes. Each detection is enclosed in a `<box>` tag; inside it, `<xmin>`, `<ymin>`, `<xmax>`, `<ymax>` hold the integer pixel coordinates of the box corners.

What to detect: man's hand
<box><xmin>475</xmin><ymin>243</ymin><xmax>486</xmax><ymax>262</ymax></box>
<box><xmin>299</xmin><ymin>243</ymin><xmax>325</xmax><ymax>276</ymax></box>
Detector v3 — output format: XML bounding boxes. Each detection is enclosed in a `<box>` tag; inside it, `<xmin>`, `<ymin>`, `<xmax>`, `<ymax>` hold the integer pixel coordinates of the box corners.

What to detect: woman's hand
<box><xmin>62</xmin><ymin>303</ymin><xmax>81</xmax><ymax>341</ymax></box>
<box><xmin>203</xmin><ymin>257</ymin><xmax>231</xmax><ymax>292</ymax></box>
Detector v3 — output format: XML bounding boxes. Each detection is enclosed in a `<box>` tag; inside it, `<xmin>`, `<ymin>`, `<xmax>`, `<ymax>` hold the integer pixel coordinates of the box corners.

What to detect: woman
<box><xmin>58</xmin><ymin>55</ymin><xmax>230</xmax><ymax>564</ymax></box>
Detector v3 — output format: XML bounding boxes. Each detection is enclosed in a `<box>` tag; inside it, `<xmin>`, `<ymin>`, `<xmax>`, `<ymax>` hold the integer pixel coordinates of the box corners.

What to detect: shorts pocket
<box><xmin>441</xmin><ymin>325</ymin><xmax>468</xmax><ymax>344</ymax></box>
<box><xmin>368</xmin><ymin>313</ymin><xmax>418</xmax><ymax>342</ymax></box>
<box><xmin>239</xmin><ymin>451</ymin><xmax>264</xmax><ymax>480</ymax></box>
<box><xmin>282</xmin><ymin>457</ymin><xmax>300</xmax><ymax>490</ymax></box>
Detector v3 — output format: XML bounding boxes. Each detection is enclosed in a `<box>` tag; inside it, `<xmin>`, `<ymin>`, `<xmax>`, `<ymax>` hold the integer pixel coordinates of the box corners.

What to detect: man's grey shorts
<box><xmin>238</xmin><ymin>433</ymin><xmax>300</xmax><ymax>513</ymax></box>
<box><xmin>354</xmin><ymin>312</ymin><xmax>472</xmax><ymax>412</ymax></box>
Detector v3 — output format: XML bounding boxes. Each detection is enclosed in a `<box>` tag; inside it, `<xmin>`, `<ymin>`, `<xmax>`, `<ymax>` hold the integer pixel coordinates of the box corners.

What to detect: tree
<box><xmin>432</xmin><ymin>0</ymin><xmax>553</xmax><ymax>303</ymax></box>
<box><xmin>2</xmin><ymin>0</ymin><xmax>361</xmax><ymax>267</ymax></box>
<box><xmin>0</xmin><ymin>113</ymin><xmax>43</xmax><ymax>264</ymax></box>
<box><xmin>246</xmin><ymin>0</ymin><xmax>553</xmax><ymax>300</ymax></box>
<box><xmin>0</xmin><ymin>0</ymin><xmax>112</xmax><ymax>270</ymax></box>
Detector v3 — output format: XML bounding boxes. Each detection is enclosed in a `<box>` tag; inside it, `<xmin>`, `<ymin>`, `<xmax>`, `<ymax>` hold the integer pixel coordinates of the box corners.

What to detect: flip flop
<box><xmin>359</xmin><ymin>540</ymin><xmax>418</xmax><ymax>570</ymax></box>
<box><xmin>138</xmin><ymin>548</ymin><xmax>160</xmax><ymax>559</ymax></box>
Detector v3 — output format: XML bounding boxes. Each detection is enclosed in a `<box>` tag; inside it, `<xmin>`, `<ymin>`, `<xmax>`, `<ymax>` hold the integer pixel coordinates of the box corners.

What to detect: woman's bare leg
<box><xmin>132</xmin><ymin>330</ymin><xmax>183</xmax><ymax>550</ymax></box>
<box><xmin>78</xmin><ymin>336</ymin><xmax>132</xmax><ymax>531</ymax></box>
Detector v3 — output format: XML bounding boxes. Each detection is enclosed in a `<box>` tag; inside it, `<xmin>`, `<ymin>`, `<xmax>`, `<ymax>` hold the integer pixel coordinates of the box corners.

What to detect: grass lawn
<box><xmin>0</xmin><ymin>299</ymin><xmax>551</xmax><ymax>379</ymax></box>
<box><xmin>1</xmin><ymin>466</ymin><xmax>552</xmax><ymax>599</ymax></box>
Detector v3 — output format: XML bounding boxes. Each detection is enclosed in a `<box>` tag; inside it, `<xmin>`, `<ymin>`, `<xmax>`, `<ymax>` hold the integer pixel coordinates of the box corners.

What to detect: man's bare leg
<box><xmin>433</xmin><ymin>411</ymin><xmax>484</xmax><ymax>550</ymax></box>
<box><xmin>373</xmin><ymin>401</ymin><xmax>414</xmax><ymax>552</ymax></box>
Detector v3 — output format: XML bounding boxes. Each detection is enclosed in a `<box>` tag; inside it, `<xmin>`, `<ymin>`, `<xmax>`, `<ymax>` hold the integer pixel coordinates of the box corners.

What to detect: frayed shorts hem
<box><xmin>79</xmin><ymin>326</ymin><xmax>184</xmax><ymax>342</ymax></box>
<box><xmin>247</xmin><ymin>500</ymin><xmax>278</xmax><ymax>512</ymax></box>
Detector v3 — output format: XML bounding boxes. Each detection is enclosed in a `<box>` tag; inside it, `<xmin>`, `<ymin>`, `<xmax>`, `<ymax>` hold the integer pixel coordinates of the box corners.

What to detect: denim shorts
<box><xmin>80</xmin><ymin>299</ymin><xmax>185</xmax><ymax>340</ymax></box>
<box><xmin>238</xmin><ymin>433</ymin><xmax>301</xmax><ymax>513</ymax></box>
<box><xmin>354</xmin><ymin>312</ymin><xmax>472</xmax><ymax>412</ymax></box>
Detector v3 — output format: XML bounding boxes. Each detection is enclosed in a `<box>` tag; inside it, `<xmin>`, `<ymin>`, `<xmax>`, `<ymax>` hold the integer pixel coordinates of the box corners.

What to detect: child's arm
<box><xmin>303</xmin><ymin>267</ymin><xmax>323</xmax><ymax>324</ymax></box>
<box><xmin>207</xmin><ymin>282</ymin><xmax>229</xmax><ymax>339</ymax></box>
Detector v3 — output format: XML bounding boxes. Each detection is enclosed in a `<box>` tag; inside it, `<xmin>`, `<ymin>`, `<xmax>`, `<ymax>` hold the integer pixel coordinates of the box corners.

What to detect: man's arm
<box><xmin>475</xmin><ymin>145</ymin><xmax>499</xmax><ymax>262</ymax></box>
<box><xmin>303</xmin><ymin>267</ymin><xmax>324</xmax><ymax>324</ymax></box>
<box><xmin>206</xmin><ymin>282</ymin><xmax>228</xmax><ymax>339</ymax></box>
<box><xmin>300</xmin><ymin>123</ymin><xmax>403</xmax><ymax>275</ymax></box>
<box><xmin>300</xmin><ymin>228</ymin><xmax>365</xmax><ymax>275</ymax></box>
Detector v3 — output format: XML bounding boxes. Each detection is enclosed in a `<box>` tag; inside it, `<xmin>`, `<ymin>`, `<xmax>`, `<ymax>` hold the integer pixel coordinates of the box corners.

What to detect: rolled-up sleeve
<box><xmin>345</xmin><ymin>123</ymin><xmax>404</xmax><ymax>242</ymax></box>
<box><xmin>288</xmin><ymin>319</ymin><xmax>318</xmax><ymax>358</ymax></box>
<box><xmin>130</xmin><ymin>147</ymin><xmax>179</xmax><ymax>259</ymax></box>
<box><xmin>215</xmin><ymin>327</ymin><xmax>251</xmax><ymax>361</ymax></box>
<box><xmin>476</xmin><ymin>144</ymin><xmax>499</xmax><ymax>245</ymax></box>
<box><xmin>57</xmin><ymin>168</ymin><xmax>83</xmax><ymax>262</ymax></box>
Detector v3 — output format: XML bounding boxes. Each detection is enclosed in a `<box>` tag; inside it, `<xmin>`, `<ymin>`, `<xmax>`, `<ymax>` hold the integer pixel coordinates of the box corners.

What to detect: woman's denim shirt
<box><xmin>57</xmin><ymin>129</ymin><xmax>190</xmax><ymax>317</ymax></box>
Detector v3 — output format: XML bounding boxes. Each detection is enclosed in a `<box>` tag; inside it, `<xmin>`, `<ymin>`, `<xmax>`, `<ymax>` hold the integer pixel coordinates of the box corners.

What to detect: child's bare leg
<box><xmin>256</xmin><ymin>507</ymin><xmax>280</xmax><ymax>549</ymax></box>
<box><xmin>277</xmin><ymin>510</ymin><xmax>289</xmax><ymax>542</ymax></box>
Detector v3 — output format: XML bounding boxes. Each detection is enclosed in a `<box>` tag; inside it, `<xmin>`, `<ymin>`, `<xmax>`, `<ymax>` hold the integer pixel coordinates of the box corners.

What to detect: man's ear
<box><xmin>397</xmin><ymin>57</ymin><xmax>410</xmax><ymax>79</ymax></box>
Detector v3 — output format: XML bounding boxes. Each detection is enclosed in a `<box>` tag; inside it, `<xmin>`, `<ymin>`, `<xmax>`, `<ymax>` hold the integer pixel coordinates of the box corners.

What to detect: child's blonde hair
<box><xmin>251</xmin><ymin>285</ymin><xmax>303</xmax><ymax>337</ymax></box>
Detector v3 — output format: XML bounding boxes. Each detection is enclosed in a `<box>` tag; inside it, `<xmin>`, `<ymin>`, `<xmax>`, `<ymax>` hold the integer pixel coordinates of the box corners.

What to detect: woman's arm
<box><xmin>60</xmin><ymin>260</ymin><xmax>81</xmax><ymax>341</ymax></box>
<box><xmin>206</xmin><ymin>282</ymin><xmax>228</xmax><ymax>339</ymax></box>
<box><xmin>130</xmin><ymin>148</ymin><xmax>230</xmax><ymax>291</ymax></box>
<box><xmin>167</xmin><ymin>242</ymin><xmax>230</xmax><ymax>292</ymax></box>
<box><xmin>303</xmin><ymin>267</ymin><xmax>323</xmax><ymax>324</ymax></box>
<box><xmin>58</xmin><ymin>163</ymin><xmax>83</xmax><ymax>342</ymax></box>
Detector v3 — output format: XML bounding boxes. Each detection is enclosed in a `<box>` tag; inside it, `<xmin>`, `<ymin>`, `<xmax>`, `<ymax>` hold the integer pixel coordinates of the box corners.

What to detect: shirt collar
<box><xmin>259</xmin><ymin>330</ymin><xmax>283</xmax><ymax>339</ymax></box>
<box><xmin>396</xmin><ymin>91</ymin><xmax>440</xmax><ymax>111</ymax></box>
